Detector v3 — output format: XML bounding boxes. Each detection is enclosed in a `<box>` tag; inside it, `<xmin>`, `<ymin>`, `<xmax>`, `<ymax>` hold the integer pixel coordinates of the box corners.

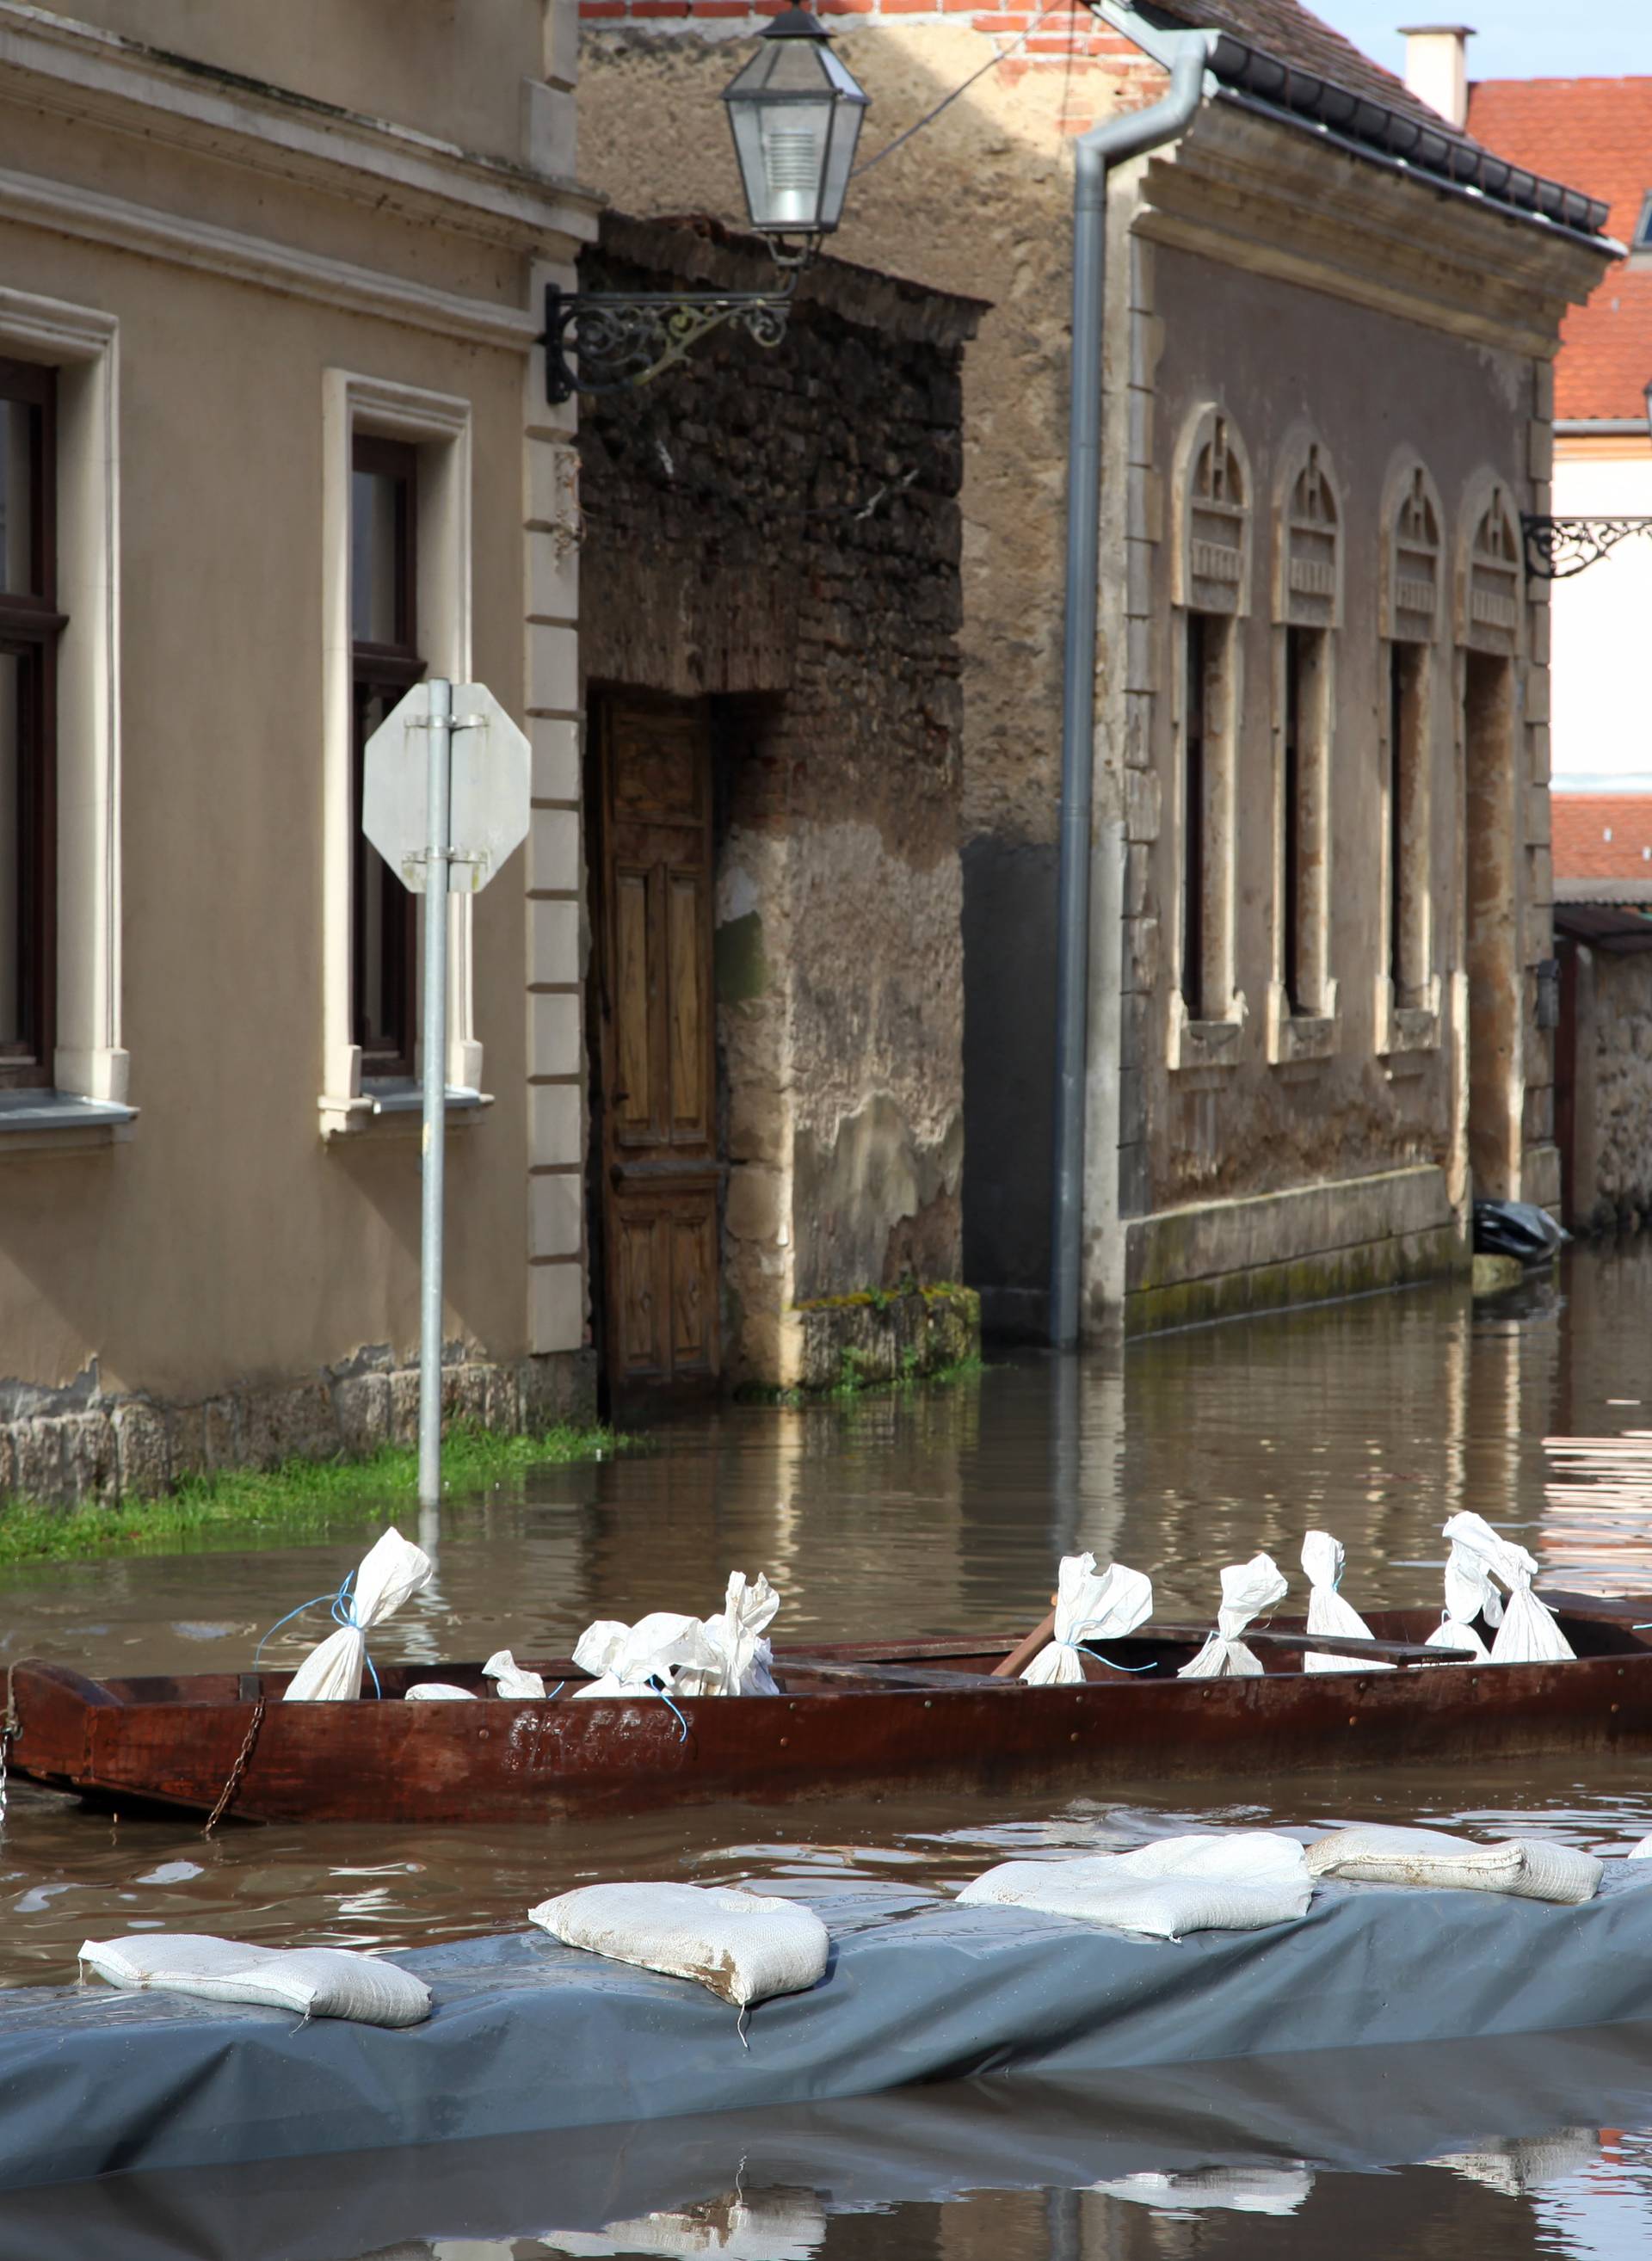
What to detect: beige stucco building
<box><xmin>579</xmin><ymin>0</ymin><xmax>1611</xmax><ymax>1340</ymax></box>
<box><xmin>0</xmin><ymin>1</ymin><xmax>598</xmax><ymax>1497</ymax></box>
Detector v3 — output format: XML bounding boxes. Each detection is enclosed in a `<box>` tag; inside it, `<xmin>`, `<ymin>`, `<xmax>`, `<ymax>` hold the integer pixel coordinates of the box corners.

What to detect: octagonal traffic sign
<box><xmin>362</xmin><ymin>680</ymin><xmax>531</xmax><ymax>894</ymax></box>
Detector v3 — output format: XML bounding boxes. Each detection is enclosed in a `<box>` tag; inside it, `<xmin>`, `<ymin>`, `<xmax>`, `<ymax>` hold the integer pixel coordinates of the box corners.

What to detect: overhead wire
<box><xmin>849</xmin><ymin>0</ymin><xmax>1077</xmax><ymax>180</ymax></box>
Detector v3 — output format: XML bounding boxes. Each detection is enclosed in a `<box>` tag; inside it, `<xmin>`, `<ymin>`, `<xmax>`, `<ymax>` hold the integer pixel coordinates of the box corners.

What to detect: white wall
<box><xmin>1550</xmin><ymin>446</ymin><xmax>1652</xmax><ymax>782</ymax></box>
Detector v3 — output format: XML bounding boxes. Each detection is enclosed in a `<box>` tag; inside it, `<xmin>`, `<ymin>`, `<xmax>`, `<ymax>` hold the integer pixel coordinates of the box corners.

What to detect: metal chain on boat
<box><xmin>202</xmin><ymin>1694</ymin><xmax>266</xmax><ymax>1839</ymax></box>
<box><xmin>0</xmin><ymin>1665</ymin><xmax>16</xmax><ymax>1831</ymax></box>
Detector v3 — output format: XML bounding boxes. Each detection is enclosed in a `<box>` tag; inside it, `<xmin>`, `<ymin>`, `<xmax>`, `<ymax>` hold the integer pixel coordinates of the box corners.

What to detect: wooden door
<box><xmin>593</xmin><ymin>693</ymin><xmax>719</xmax><ymax>1399</ymax></box>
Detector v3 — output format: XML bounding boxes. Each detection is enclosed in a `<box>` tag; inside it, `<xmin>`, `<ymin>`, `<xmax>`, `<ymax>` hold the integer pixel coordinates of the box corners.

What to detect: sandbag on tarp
<box><xmin>9</xmin><ymin>1866</ymin><xmax>1652</xmax><ymax>2191</ymax></box>
<box><xmin>12</xmin><ymin>2017</ymin><xmax>1652</xmax><ymax>2260</ymax></box>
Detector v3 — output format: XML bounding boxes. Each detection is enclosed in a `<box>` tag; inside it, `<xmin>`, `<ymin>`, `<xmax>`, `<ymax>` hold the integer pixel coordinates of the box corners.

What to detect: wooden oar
<box><xmin>991</xmin><ymin>1600</ymin><xmax>1057</xmax><ymax>1679</ymax></box>
<box><xmin>1150</xmin><ymin>1624</ymin><xmax>1479</xmax><ymax>1666</ymax></box>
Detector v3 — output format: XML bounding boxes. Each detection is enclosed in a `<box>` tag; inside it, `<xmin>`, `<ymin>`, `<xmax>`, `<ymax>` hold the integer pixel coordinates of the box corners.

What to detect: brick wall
<box><xmin>576</xmin><ymin>0</ymin><xmax>1164</xmax><ymax>131</ymax></box>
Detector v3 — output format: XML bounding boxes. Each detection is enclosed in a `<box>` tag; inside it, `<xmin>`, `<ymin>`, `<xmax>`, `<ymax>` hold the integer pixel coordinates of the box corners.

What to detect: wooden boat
<box><xmin>8</xmin><ymin>1592</ymin><xmax>1651</xmax><ymax>1826</ymax></box>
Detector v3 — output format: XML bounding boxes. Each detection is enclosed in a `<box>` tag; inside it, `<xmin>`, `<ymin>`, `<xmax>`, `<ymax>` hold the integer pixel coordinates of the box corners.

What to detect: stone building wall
<box><xmin>576</xmin><ymin>216</ymin><xmax>980</xmax><ymax>1389</ymax></box>
<box><xmin>1593</xmin><ymin>955</ymin><xmax>1652</xmax><ymax>1216</ymax></box>
<box><xmin>576</xmin><ymin>13</ymin><xmax>1162</xmax><ymax>1340</ymax></box>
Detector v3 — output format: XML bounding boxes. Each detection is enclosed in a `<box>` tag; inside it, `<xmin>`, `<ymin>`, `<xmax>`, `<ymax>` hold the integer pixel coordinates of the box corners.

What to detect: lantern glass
<box><xmin>723</xmin><ymin>9</ymin><xmax>870</xmax><ymax>238</ymax></box>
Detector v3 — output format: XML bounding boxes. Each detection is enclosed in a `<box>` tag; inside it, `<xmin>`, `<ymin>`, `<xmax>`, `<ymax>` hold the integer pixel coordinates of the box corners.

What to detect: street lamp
<box><xmin>542</xmin><ymin>6</ymin><xmax>870</xmax><ymax>404</ymax></box>
<box><xmin>1522</xmin><ymin>375</ymin><xmax>1652</xmax><ymax>578</ymax></box>
<box><xmin>722</xmin><ymin>6</ymin><xmax>869</xmax><ymax>250</ymax></box>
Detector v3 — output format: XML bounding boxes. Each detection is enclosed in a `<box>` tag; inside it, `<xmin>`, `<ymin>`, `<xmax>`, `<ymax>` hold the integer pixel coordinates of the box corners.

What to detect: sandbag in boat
<box><xmin>1439</xmin><ymin>1512</ymin><xmax>1574</xmax><ymax>1664</ymax></box>
<box><xmin>281</xmin><ymin>1527</ymin><xmax>433</xmax><ymax>1703</ymax></box>
<box><xmin>573</xmin><ymin>1572</ymin><xmax>780</xmax><ymax>1699</ymax></box>
<box><xmin>1301</xmin><ymin>1531</ymin><xmax>1394</xmax><ymax>1674</ymax></box>
<box><xmin>1020</xmin><ymin>1555</ymin><xmax>1153</xmax><ymax>1685</ymax></box>
<box><xmin>1177</xmin><ymin>1555</ymin><xmax>1288</xmax><ymax>1679</ymax></box>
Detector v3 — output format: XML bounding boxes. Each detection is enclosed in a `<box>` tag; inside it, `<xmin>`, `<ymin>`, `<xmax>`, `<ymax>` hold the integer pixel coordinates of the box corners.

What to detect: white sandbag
<box><xmin>1020</xmin><ymin>1555</ymin><xmax>1153</xmax><ymax>1686</ymax></box>
<box><xmin>484</xmin><ymin>1649</ymin><xmax>548</xmax><ymax>1698</ymax></box>
<box><xmin>1489</xmin><ymin>1563</ymin><xmax>1574</xmax><ymax>1666</ymax></box>
<box><xmin>1305</xmin><ymin>1823</ymin><xmax>1600</xmax><ymax>1905</ymax></box>
<box><xmin>283</xmin><ymin>1527</ymin><xmax>433</xmax><ymax>1703</ymax></box>
<box><xmin>528</xmin><ymin>1882</ymin><xmax>829</xmax><ymax>2007</ymax></box>
<box><xmin>1300</xmin><ymin>1531</ymin><xmax>1395</xmax><ymax>1675</ymax></box>
<box><xmin>1630</xmin><ymin>1836</ymin><xmax>1652</xmax><ymax>1860</ymax></box>
<box><xmin>1423</xmin><ymin>1613</ymin><xmax>1490</xmax><ymax>1662</ymax></box>
<box><xmin>404</xmin><ymin>1682</ymin><xmax>477</xmax><ymax>1702</ymax></box>
<box><xmin>700</xmin><ymin>1572</ymin><xmax>780</xmax><ymax>1697</ymax></box>
<box><xmin>958</xmin><ymin>1832</ymin><xmax>1312</xmax><ymax>1941</ymax></box>
<box><xmin>1176</xmin><ymin>1554</ymin><xmax>1288</xmax><ymax>1679</ymax></box>
<box><xmin>1442</xmin><ymin>1515</ymin><xmax>1506</xmax><ymax>1629</ymax></box>
<box><xmin>1440</xmin><ymin>1512</ymin><xmax>1573</xmax><ymax>1664</ymax></box>
<box><xmin>1093</xmin><ymin>2168</ymin><xmax>1314</xmax><ymax>2216</ymax></box>
<box><xmin>79</xmin><ymin>1934</ymin><xmax>431</xmax><ymax>2026</ymax></box>
<box><xmin>573</xmin><ymin>1611</ymin><xmax>724</xmax><ymax>1700</ymax></box>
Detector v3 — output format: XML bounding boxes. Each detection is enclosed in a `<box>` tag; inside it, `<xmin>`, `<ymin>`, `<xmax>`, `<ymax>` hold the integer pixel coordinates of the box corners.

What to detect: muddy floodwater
<box><xmin>11</xmin><ymin>1245</ymin><xmax>1652</xmax><ymax>2256</ymax></box>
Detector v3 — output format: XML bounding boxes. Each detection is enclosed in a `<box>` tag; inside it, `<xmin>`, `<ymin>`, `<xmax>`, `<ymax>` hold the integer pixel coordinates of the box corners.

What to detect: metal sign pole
<box><xmin>417</xmin><ymin>678</ymin><xmax>453</xmax><ymax>1510</ymax></box>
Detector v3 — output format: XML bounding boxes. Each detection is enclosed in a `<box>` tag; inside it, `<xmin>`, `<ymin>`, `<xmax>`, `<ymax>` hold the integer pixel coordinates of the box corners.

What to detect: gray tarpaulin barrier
<box><xmin>9</xmin><ymin>2020</ymin><xmax>1652</xmax><ymax>2260</ymax></box>
<box><xmin>6</xmin><ymin>1869</ymin><xmax>1652</xmax><ymax>2194</ymax></box>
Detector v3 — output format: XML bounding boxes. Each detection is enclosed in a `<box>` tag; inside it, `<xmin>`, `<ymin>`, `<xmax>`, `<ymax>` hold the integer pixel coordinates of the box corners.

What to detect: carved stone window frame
<box><xmin>1168</xmin><ymin>404</ymin><xmax>1252</xmax><ymax>1074</ymax></box>
<box><xmin>1455</xmin><ymin>475</ymin><xmax>1524</xmax><ymax>662</ymax></box>
<box><xmin>1267</xmin><ymin>433</ymin><xmax>1342</xmax><ymax>1068</ymax></box>
<box><xmin>1377</xmin><ymin>454</ymin><xmax>1446</xmax><ymax>1059</ymax></box>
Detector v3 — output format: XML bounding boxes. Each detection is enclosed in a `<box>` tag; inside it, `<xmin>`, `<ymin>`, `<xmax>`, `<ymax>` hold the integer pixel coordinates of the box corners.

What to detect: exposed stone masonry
<box><xmin>0</xmin><ymin>1350</ymin><xmax>596</xmax><ymax>1507</ymax></box>
<box><xmin>577</xmin><ymin>214</ymin><xmax>980</xmax><ymax>1386</ymax></box>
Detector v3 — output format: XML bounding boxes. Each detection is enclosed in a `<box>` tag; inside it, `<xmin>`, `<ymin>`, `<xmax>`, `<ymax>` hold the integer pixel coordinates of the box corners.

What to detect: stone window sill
<box><xmin>320</xmin><ymin>1081</ymin><xmax>493</xmax><ymax>1140</ymax></box>
<box><xmin>1169</xmin><ymin>1015</ymin><xmax>1243</xmax><ymax>1075</ymax></box>
<box><xmin>0</xmin><ymin>1088</ymin><xmax>137</xmax><ymax>1155</ymax></box>
<box><xmin>1269</xmin><ymin>1012</ymin><xmax>1338</xmax><ymax>1067</ymax></box>
<box><xmin>1381</xmin><ymin>1006</ymin><xmax>1439</xmax><ymax>1058</ymax></box>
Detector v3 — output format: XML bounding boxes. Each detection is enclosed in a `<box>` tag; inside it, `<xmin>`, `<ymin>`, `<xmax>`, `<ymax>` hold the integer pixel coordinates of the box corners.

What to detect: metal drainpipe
<box><xmin>1049</xmin><ymin>33</ymin><xmax>1213</xmax><ymax>1351</ymax></box>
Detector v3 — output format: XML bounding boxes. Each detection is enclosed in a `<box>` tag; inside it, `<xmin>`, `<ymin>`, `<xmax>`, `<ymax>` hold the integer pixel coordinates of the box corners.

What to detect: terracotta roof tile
<box><xmin>1552</xmin><ymin>793</ymin><xmax>1652</xmax><ymax>883</ymax></box>
<box><xmin>1467</xmin><ymin>77</ymin><xmax>1652</xmax><ymax>422</ymax></box>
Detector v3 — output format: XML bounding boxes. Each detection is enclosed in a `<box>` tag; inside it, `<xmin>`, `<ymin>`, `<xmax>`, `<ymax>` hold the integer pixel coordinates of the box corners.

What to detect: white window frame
<box><xmin>0</xmin><ymin>286</ymin><xmax>129</xmax><ymax>1152</ymax></box>
<box><xmin>318</xmin><ymin>371</ymin><xmax>479</xmax><ymax>1137</ymax></box>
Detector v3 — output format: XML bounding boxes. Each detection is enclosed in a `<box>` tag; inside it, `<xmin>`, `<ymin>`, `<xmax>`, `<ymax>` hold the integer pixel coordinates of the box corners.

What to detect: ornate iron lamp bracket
<box><xmin>540</xmin><ymin>272</ymin><xmax>803</xmax><ymax>406</ymax></box>
<box><xmin>1522</xmin><ymin>514</ymin><xmax>1652</xmax><ymax>581</ymax></box>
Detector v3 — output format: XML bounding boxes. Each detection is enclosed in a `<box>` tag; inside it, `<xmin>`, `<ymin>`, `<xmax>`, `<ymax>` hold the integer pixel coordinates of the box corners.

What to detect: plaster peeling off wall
<box><xmin>787</xmin><ymin>819</ymin><xmax>964</xmax><ymax>1297</ymax></box>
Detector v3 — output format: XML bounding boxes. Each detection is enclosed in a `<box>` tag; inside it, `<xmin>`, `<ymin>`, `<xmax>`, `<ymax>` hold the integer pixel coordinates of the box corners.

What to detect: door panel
<box><xmin>613</xmin><ymin>866</ymin><xmax>656</xmax><ymax>1144</ymax></box>
<box><xmin>668</xmin><ymin>868</ymin><xmax>710</xmax><ymax>1143</ymax></box>
<box><xmin>595</xmin><ymin>693</ymin><xmax>720</xmax><ymax>1402</ymax></box>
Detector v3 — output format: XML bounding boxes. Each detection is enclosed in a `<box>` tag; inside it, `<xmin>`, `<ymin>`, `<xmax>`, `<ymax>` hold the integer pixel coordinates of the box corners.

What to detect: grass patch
<box><xmin>0</xmin><ymin>1420</ymin><xmax>625</xmax><ymax>1570</ymax></box>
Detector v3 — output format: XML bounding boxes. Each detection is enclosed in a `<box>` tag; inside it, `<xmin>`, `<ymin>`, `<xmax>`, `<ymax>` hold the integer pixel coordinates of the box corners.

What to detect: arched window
<box><xmin>1179</xmin><ymin>410</ymin><xmax>1252</xmax><ymax>619</ymax></box>
<box><xmin>1171</xmin><ymin>408</ymin><xmax>1252</xmax><ymax>1051</ymax></box>
<box><xmin>1380</xmin><ymin>459</ymin><xmax>1446</xmax><ymax>1042</ymax></box>
<box><xmin>1389</xmin><ymin>465</ymin><xmax>1443</xmax><ymax>641</ymax></box>
<box><xmin>1460</xmin><ymin>487</ymin><xmax>1522</xmax><ymax>659</ymax></box>
<box><xmin>1269</xmin><ymin>439</ymin><xmax>1342</xmax><ymax>1056</ymax></box>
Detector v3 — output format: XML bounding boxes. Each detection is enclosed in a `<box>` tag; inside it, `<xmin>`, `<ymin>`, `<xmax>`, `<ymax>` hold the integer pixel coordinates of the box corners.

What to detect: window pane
<box><xmin>351</xmin><ymin>469</ymin><xmax>404</xmax><ymax>645</ymax></box>
<box><xmin>354</xmin><ymin>682</ymin><xmax>411</xmax><ymax>1061</ymax></box>
<box><xmin>0</xmin><ymin>402</ymin><xmax>37</xmax><ymax>599</ymax></box>
<box><xmin>0</xmin><ymin>651</ymin><xmax>23</xmax><ymax>1044</ymax></box>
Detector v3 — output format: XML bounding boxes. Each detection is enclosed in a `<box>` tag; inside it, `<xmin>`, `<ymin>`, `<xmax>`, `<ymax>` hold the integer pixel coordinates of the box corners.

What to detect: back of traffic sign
<box><xmin>362</xmin><ymin>681</ymin><xmax>531</xmax><ymax>894</ymax></box>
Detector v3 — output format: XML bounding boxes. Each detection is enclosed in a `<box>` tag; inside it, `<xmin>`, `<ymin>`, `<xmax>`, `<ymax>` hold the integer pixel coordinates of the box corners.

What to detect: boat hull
<box><xmin>10</xmin><ymin>1599</ymin><xmax>1651</xmax><ymax>1824</ymax></box>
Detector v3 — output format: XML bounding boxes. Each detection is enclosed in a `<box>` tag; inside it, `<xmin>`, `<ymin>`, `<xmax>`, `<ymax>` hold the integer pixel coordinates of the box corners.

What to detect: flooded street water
<box><xmin>11</xmin><ymin>1243</ymin><xmax>1652</xmax><ymax>2255</ymax></box>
